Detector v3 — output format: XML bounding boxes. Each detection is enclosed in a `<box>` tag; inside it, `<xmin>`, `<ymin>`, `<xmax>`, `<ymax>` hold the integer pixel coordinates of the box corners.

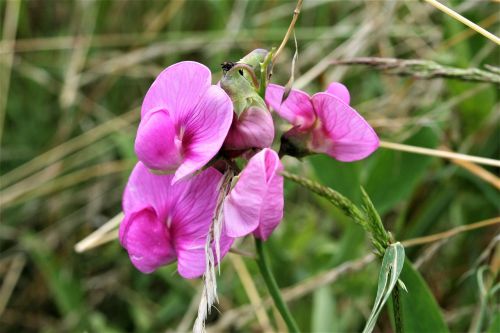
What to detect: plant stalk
<box><xmin>391</xmin><ymin>284</ymin><xmax>403</xmax><ymax>333</ymax></box>
<box><xmin>255</xmin><ymin>238</ymin><xmax>300</xmax><ymax>333</ymax></box>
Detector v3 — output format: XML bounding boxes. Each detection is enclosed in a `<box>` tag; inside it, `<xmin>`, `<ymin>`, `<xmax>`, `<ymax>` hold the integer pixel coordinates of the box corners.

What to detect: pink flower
<box><xmin>265</xmin><ymin>82</ymin><xmax>379</xmax><ymax>161</ymax></box>
<box><xmin>223</xmin><ymin>106</ymin><xmax>274</xmax><ymax>151</ymax></box>
<box><xmin>135</xmin><ymin>61</ymin><xmax>233</xmax><ymax>183</ymax></box>
<box><xmin>119</xmin><ymin>162</ymin><xmax>233</xmax><ymax>278</ymax></box>
<box><xmin>223</xmin><ymin>148</ymin><xmax>284</xmax><ymax>240</ymax></box>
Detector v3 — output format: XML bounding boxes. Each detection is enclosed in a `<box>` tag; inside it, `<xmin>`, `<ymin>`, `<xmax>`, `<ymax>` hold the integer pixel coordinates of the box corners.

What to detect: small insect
<box><xmin>221</xmin><ymin>61</ymin><xmax>244</xmax><ymax>75</ymax></box>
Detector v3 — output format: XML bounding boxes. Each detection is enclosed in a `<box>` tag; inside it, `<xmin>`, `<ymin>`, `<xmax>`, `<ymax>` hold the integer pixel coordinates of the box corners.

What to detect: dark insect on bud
<box><xmin>221</xmin><ymin>61</ymin><xmax>243</xmax><ymax>75</ymax></box>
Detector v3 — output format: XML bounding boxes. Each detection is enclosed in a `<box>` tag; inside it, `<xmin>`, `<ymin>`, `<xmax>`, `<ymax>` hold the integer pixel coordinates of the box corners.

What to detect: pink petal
<box><xmin>141</xmin><ymin>61</ymin><xmax>211</xmax><ymax>119</ymax></box>
<box><xmin>265</xmin><ymin>84</ymin><xmax>316</xmax><ymax>130</ymax></box>
<box><xmin>223</xmin><ymin>148</ymin><xmax>284</xmax><ymax>238</ymax></box>
<box><xmin>134</xmin><ymin>110</ymin><xmax>183</xmax><ymax>172</ymax></box>
<box><xmin>253</xmin><ymin>150</ymin><xmax>284</xmax><ymax>240</ymax></box>
<box><xmin>170</xmin><ymin>168</ymin><xmax>232</xmax><ymax>278</ymax></box>
<box><xmin>223</xmin><ymin>106</ymin><xmax>274</xmax><ymax>151</ymax></box>
<box><xmin>121</xmin><ymin>163</ymin><xmax>233</xmax><ymax>278</ymax></box>
<box><xmin>119</xmin><ymin>208</ymin><xmax>176</xmax><ymax>274</ymax></box>
<box><xmin>173</xmin><ymin>85</ymin><xmax>233</xmax><ymax>183</ymax></box>
<box><xmin>311</xmin><ymin>93</ymin><xmax>379</xmax><ymax>162</ymax></box>
<box><xmin>325</xmin><ymin>82</ymin><xmax>350</xmax><ymax>105</ymax></box>
<box><xmin>122</xmin><ymin>162</ymin><xmax>177</xmax><ymax>217</ymax></box>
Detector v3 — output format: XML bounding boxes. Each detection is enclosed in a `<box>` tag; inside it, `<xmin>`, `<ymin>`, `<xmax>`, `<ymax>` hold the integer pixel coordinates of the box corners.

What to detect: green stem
<box><xmin>258</xmin><ymin>49</ymin><xmax>274</xmax><ymax>99</ymax></box>
<box><xmin>255</xmin><ymin>238</ymin><xmax>300</xmax><ymax>332</ymax></box>
<box><xmin>391</xmin><ymin>284</ymin><xmax>404</xmax><ymax>333</ymax></box>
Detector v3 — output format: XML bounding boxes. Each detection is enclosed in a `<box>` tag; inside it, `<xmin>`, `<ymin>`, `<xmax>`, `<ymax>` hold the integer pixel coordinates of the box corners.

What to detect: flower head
<box><xmin>135</xmin><ymin>61</ymin><xmax>233</xmax><ymax>183</ymax></box>
<box><xmin>223</xmin><ymin>148</ymin><xmax>284</xmax><ymax>240</ymax></box>
<box><xmin>119</xmin><ymin>162</ymin><xmax>233</xmax><ymax>278</ymax></box>
<box><xmin>266</xmin><ymin>82</ymin><xmax>379</xmax><ymax>161</ymax></box>
<box><xmin>220</xmin><ymin>50</ymin><xmax>274</xmax><ymax>153</ymax></box>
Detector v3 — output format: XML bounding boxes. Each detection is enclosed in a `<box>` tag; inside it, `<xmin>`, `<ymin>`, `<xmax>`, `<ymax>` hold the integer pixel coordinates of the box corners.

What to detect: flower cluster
<box><xmin>119</xmin><ymin>51</ymin><xmax>379</xmax><ymax>278</ymax></box>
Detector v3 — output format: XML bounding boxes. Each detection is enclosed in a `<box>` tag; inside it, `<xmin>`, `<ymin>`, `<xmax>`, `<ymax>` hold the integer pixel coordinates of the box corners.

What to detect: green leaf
<box><xmin>487</xmin><ymin>311</ymin><xmax>500</xmax><ymax>333</ymax></box>
<box><xmin>365</xmin><ymin>127</ymin><xmax>439</xmax><ymax>215</ymax></box>
<box><xmin>311</xmin><ymin>286</ymin><xmax>336</xmax><ymax>332</ymax></box>
<box><xmin>393</xmin><ymin>260</ymin><xmax>449</xmax><ymax>333</ymax></box>
<box><xmin>309</xmin><ymin>154</ymin><xmax>362</xmax><ymax>203</ymax></box>
<box><xmin>363</xmin><ymin>242</ymin><xmax>405</xmax><ymax>333</ymax></box>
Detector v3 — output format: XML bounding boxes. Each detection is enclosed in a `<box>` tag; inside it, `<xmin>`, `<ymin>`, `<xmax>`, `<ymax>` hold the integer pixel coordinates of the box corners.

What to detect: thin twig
<box><xmin>379</xmin><ymin>141</ymin><xmax>500</xmax><ymax>168</ymax></box>
<box><xmin>446</xmin><ymin>149</ymin><xmax>500</xmax><ymax>190</ymax></box>
<box><xmin>424</xmin><ymin>0</ymin><xmax>500</xmax><ymax>45</ymax></box>
<box><xmin>272</xmin><ymin>0</ymin><xmax>303</xmax><ymax>64</ymax></box>
<box><xmin>401</xmin><ymin>217</ymin><xmax>500</xmax><ymax>247</ymax></box>
<box><xmin>333</xmin><ymin>57</ymin><xmax>500</xmax><ymax>84</ymax></box>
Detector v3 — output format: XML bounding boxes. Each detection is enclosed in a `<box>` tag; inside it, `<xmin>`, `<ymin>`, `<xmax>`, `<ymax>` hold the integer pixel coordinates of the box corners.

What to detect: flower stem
<box><xmin>254</xmin><ymin>238</ymin><xmax>300</xmax><ymax>332</ymax></box>
<box><xmin>392</xmin><ymin>284</ymin><xmax>404</xmax><ymax>333</ymax></box>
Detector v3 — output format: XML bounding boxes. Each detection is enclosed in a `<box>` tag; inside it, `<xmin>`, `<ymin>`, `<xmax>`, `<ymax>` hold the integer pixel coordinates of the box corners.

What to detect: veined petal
<box><xmin>265</xmin><ymin>84</ymin><xmax>316</xmax><ymax>130</ymax></box>
<box><xmin>141</xmin><ymin>61</ymin><xmax>211</xmax><ymax>119</ymax></box>
<box><xmin>325</xmin><ymin>82</ymin><xmax>351</xmax><ymax>105</ymax></box>
<box><xmin>223</xmin><ymin>106</ymin><xmax>274</xmax><ymax>151</ymax></box>
<box><xmin>122</xmin><ymin>162</ymin><xmax>178</xmax><ymax>219</ymax></box>
<box><xmin>134</xmin><ymin>110</ymin><xmax>183</xmax><ymax>172</ymax></box>
<box><xmin>170</xmin><ymin>168</ymin><xmax>232</xmax><ymax>279</ymax></box>
<box><xmin>253</xmin><ymin>150</ymin><xmax>284</xmax><ymax>240</ymax></box>
<box><xmin>119</xmin><ymin>208</ymin><xmax>176</xmax><ymax>274</ymax></box>
<box><xmin>311</xmin><ymin>93</ymin><xmax>379</xmax><ymax>162</ymax></box>
<box><xmin>121</xmin><ymin>163</ymin><xmax>232</xmax><ymax>278</ymax></box>
<box><xmin>224</xmin><ymin>148</ymin><xmax>283</xmax><ymax>238</ymax></box>
<box><xmin>173</xmin><ymin>85</ymin><xmax>233</xmax><ymax>183</ymax></box>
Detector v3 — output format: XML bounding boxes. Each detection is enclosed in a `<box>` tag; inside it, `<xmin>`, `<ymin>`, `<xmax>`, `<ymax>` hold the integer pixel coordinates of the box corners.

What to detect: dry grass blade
<box><xmin>401</xmin><ymin>217</ymin><xmax>500</xmax><ymax>247</ymax></box>
<box><xmin>447</xmin><ymin>151</ymin><xmax>500</xmax><ymax>190</ymax></box>
<box><xmin>229</xmin><ymin>254</ymin><xmax>275</xmax><ymax>332</ymax></box>
<box><xmin>379</xmin><ymin>141</ymin><xmax>500</xmax><ymax>168</ymax></box>
<box><xmin>1</xmin><ymin>160</ymin><xmax>132</xmax><ymax>207</ymax></box>
<box><xmin>0</xmin><ymin>254</ymin><xmax>26</xmax><ymax>317</ymax></box>
<box><xmin>74</xmin><ymin>212</ymin><xmax>124</xmax><ymax>253</ymax></box>
<box><xmin>424</xmin><ymin>0</ymin><xmax>500</xmax><ymax>45</ymax></box>
<box><xmin>0</xmin><ymin>0</ymin><xmax>21</xmax><ymax>144</ymax></box>
<box><xmin>1</xmin><ymin>108</ymin><xmax>138</xmax><ymax>189</ymax></box>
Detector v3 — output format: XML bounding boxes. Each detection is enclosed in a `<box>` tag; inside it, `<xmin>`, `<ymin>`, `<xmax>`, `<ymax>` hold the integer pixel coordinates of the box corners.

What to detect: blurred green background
<box><xmin>1</xmin><ymin>0</ymin><xmax>499</xmax><ymax>332</ymax></box>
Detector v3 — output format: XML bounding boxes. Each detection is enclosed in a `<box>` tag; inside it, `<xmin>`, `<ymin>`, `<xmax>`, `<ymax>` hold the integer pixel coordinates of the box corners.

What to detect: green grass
<box><xmin>1</xmin><ymin>1</ymin><xmax>498</xmax><ymax>332</ymax></box>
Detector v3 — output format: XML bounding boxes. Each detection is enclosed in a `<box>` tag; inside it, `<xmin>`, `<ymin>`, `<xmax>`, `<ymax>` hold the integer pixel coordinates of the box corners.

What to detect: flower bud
<box><xmin>221</xmin><ymin>49</ymin><xmax>275</xmax><ymax>153</ymax></box>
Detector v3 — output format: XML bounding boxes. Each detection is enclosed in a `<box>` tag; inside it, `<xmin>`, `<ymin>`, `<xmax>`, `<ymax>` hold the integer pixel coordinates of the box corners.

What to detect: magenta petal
<box><xmin>311</xmin><ymin>93</ymin><xmax>379</xmax><ymax>161</ymax></box>
<box><xmin>171</xmin><ymin>168</ymin><xmax>232</xmax><ymax>278</ymax></box>
<box><xmin>253</xmin><ymin>150</ymin><xmax>284</xmax><ymax>240</ymax></box>
<box><xmin>134</xmin><ymin>110</ymin><xmax>183</xmax><ymax>172</ymax></box>
<box><xmin>265</xmin><ymin>84</ymin><xmax>316</xmax><ymax>130</ymax></box>
<box><xmin>223</xmin><ymin>107</ymin><xmax>274</xmax><ymax>150</ymax></box>
<box><xmin>224</xmin><ymin>149</ymin><xmax>284</xmax><ymax>238</ymax></box>
<box><xmin>325</xmin><ymin>82</ymin><xmax>351</xmax><ymax>105</ymax></box>
<box><xmin>121</xmin><ymin>163</ymin><xmax>233</xmax><ymax>278</ymax></box>
<box><xmin>173</xmin><ymin>85</ymin><xmax>233</xmax><ymax>183</ymax></box>
<box><xmin>141</xmin><ymin>61</ymin><xmax>211</xmax><ymax>119</ymax></box>
<box><xmin>119</xmin><ymin>208</ymin><xmax>176</xmax><ymax>274</ymax></box>
<box><xmin>122</xmin><ymin>162</ymin><xmax>177</xmax><ymax>216</ymax></box>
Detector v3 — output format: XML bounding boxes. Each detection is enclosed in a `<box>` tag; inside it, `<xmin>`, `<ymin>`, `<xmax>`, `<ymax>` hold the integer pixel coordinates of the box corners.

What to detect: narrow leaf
<box><xmin>281</xmin><ymin>30</ymin><xmax>298</xmax><ymax>104</ymax></box>
<box><xmin>391</xmin><ymin>259</ymin><xmax>449</xmax><ymax>333</ymax></box>
<box><xmin>363</xmin><ymin>242</ymin><xmax>405</xmax><ymax>333</ymax></box>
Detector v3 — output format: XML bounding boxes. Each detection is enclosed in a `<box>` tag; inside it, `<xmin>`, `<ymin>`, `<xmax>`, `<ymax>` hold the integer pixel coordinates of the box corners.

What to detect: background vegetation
<box><xmin>1</xmin><ymin>0</ymin><xmax>498</xmax><ymax>332</ymax></box>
